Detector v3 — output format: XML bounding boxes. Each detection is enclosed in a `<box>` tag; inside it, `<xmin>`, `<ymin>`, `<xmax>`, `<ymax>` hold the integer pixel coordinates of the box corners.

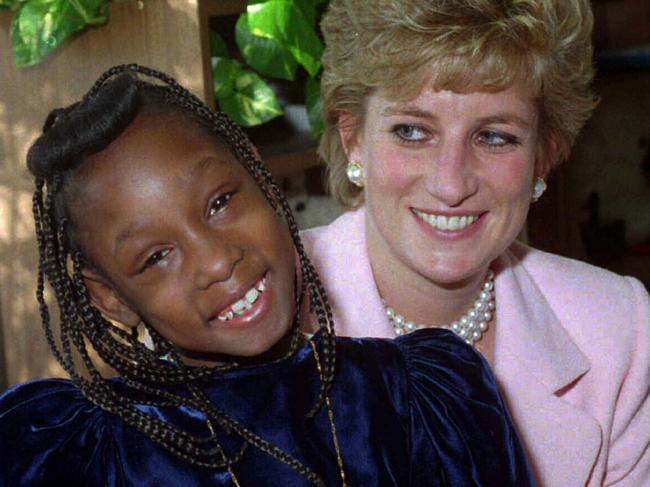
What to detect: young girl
<box><xmin>0</xmin><ymin>65</ymin><xmax>534</xmax><ymax>486</ymax></box>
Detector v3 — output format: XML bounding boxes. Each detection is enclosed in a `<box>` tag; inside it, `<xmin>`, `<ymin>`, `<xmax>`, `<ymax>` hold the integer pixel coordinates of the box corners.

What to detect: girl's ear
<box><xmin>82</xmin><ymin>270</ymin><xmax>141</xmax><ymax>329</ymax></box>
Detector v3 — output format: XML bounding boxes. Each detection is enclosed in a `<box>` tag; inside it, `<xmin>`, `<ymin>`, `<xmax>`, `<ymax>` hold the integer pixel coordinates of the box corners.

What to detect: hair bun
<box><xmin>27</xmin><ymin>75</ymin><xmax>140</xmax><ymax>179</ymax></box>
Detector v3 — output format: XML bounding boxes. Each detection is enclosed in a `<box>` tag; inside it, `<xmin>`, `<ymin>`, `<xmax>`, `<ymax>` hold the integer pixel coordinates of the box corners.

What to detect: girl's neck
<box><xmin>179</xmin><ymin>329</ymin><xmax>303</xmax><ymax>367</ymax></box>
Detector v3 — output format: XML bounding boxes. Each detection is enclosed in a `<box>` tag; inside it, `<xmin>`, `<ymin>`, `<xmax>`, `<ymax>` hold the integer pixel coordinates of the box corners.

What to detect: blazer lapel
<box><xmin>492</xmin><ymin>247</ymin><xmax>602</xmax><ymax>486</ymax></box>
<box><xmin>312</xmin><ymin>209</ymin><xmax>394</xmax><ymax>338</ymax></box>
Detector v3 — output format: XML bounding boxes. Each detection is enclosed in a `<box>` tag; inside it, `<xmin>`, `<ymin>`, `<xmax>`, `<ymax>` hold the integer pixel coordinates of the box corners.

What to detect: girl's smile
<box><xmin>73</xmin><ymin>113</ymin><xmax>297</xmax><ymax>364</ymax></box>
<box><xmin>210</xmin><ymin>275</ymin><xmax>270</xmax><ymax>327</ymax></box>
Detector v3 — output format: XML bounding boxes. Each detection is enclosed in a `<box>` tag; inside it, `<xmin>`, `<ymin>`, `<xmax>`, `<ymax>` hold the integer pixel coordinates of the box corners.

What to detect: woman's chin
<box><xmin>414</xmin><ymin>259</ymin><xmax>492</xmax><ymax>289</ymax></box>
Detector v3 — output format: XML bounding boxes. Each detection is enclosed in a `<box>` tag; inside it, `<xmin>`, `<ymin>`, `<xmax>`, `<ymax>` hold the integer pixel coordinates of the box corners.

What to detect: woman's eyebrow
<box><xmin>475</xmin><ymin>113</ymin><xmax>533</xmax><ymax>130</ymax></box>
<box><xmin>381</xmin><ymin>106</ymin><xmax>534</xmax><ymax>130</ymax></box>
<box><xmin>381</xmin><ymin>106</ymin><xmax>437</xmax><ymax>121</ymax></box>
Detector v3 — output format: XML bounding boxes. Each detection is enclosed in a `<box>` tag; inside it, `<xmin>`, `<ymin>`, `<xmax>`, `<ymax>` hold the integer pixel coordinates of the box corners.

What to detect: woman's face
<box><xmin>345</xmin><ymin>85</ymin><xmax>540</xmax><ymax>286</ymax></box>
<box><xmin>74</xmin><ymin>114</ymin><xmax>296</xmax><ymax>364</ymax></box>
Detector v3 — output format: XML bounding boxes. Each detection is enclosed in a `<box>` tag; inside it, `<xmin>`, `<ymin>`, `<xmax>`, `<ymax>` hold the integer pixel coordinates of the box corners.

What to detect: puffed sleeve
<box><xmin>0</xmin><ymin>379</ymin><xmax>124</xmax><ymax>487</ymax></box>
<box><xmin>604</xmin><ymin>277</ymin><xmax>650</xmax><ymax>486</ymax></box>
<box><xmin>395</xmin><ymin>329</ymin><xmax>536</xmax><ymax>487</ymax></box>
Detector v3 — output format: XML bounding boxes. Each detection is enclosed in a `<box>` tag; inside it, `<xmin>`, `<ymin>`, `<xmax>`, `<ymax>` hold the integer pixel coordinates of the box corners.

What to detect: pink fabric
<box><xmin>302</xmin><ymin>208</ymin><xmax>650</xmax><ymax>487</ymax></box>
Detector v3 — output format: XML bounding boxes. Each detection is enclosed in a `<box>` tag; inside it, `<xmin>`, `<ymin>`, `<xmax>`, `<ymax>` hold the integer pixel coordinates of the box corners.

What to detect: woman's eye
<box><xmin>208</xmin><ymin>192</ymin><xmax>235</xmax><ymax>217</ymax></box>
<box><xmin>392</xmin><ymin>124</ymin><xmax>428</xmax><ymax>143</ymax></box>
<box><xmin>141</xmin><ymin>249</ymin><xmax>171</xmax><ymax>272</ymax></box>
<box><xmin>477</xmin><ymin>130</ymin><xmax>520</xmax><ymax>149</ymax></box>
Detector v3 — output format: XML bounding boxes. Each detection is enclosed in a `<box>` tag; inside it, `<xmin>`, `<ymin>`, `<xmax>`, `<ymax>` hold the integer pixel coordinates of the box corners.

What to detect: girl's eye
<box><xmin>140</xmin><ymin>249</ymin><xmax>171</xmax><ymax>273</ymax></box>
<box><xmin>392</xmin><ymin>124</ymin><xmax>429</xmax><ymax>143</ymax></box>
<box><xmin>477</xmin><ymin>130</ymin><xmax>520</xmax><ymax>149</ymax></box>
<box><xmin>208</xmin><ymin>192</ymin><xmax>235</xmax><ymax>217</ymax></box>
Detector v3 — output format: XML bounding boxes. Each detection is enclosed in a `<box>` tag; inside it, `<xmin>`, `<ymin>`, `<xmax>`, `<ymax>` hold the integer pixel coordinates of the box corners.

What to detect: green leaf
<box><xmin>210</xmin><ymin>30</ymin><xmax>230</xmax><ymax>59</ymax></box>
<box><xmin>213</xmin><ymin>57</ymin><xmax>283</xmax><ymax>127</ymax></box>
<box><xmin>11</xmin><ymin>0</ymin><xmax>108</xmax><ymax>67</ymax></box>
<box><xmin>305</xmin><ymin>74</ymin><xmax>324</xmax><ymax>137</ymax></box>
<box><xmin>246</xmin><ymin>0</ymin><xmax>323</xmax><ymax>77</ymax></box>
<box><xmin>291</xmin><ymin>0</ymin><xmax>317</xmax><ymax>27</ymax></box>
<box><xmin>0</xmin><ymin>0</ymin><xmax>27</xmax><ymax>11</ymax></box>
<box><xmin>235</xmin><ymin>12</ymin><xmax>297</xmax><ymax>81</ymax></box>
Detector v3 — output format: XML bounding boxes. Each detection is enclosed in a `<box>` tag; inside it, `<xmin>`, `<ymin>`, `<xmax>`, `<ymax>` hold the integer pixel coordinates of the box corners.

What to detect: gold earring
<box><xmin>346</xmin><ymin>160</ymin><xmax>364</xmax><ymax>188</ymax></box>
<box><xmin>531</xmin><ymin>178</ymin><xmax>547</xmax><ymax>202</ymax></box>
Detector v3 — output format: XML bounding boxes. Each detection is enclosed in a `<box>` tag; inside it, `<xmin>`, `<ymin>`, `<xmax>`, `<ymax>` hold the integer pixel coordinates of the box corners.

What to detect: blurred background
<box><xmin>0</xmin><ymin>0</ymin><xmax>648</xmax><ymax>390</ymax></box>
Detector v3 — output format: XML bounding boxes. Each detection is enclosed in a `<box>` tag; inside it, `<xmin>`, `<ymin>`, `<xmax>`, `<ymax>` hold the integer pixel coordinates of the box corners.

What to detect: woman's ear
<box><xmin>536</xmin><ymin>134</ymin><xmax>560</xmax><ymax>179</ymax></box>
<box><xmin>338</xmin><ymin>111</ymin><xmax>362</xmax><ymax>162</ymax></box>
<box><xmin>82</xmin><ymin>269</ymin><xmax>141</xmax><ymax>329</ymax></box>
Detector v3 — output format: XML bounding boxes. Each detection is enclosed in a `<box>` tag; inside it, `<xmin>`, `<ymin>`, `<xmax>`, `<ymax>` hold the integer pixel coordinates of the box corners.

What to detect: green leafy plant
<box><xmin>3</xmin><ymin>0</ymin><xmax>108</xmax><ymax>67</ymax></box>
<box><xmin>212</xmin><ymin>0</ymin><xmax>327</xmax><ymax>135</ymax></box>
<box><xmin>3</xmin><ymin>0</ymin><xmax>327</xmax><ymax>135</ymax></box>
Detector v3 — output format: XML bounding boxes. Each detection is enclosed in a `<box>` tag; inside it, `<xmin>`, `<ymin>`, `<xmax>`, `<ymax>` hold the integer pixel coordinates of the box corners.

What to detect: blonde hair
<box><xmin>319</xmin><ymin>0</ymin><xmax>597</xmax><ymax>208</ymax></box>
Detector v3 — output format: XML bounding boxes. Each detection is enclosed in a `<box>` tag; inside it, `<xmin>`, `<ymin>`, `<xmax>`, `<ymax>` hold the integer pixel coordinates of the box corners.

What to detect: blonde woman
<box><xmin>303</xmin><ymin>1</ymin><xmax>650</xmax><ymax>485</ymax></box>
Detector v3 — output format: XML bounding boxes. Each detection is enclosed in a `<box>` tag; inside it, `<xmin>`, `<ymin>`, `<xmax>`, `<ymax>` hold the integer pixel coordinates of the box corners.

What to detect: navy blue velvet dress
<box><xmin>0</xmin><ymin>329</ymin><xmax>534</xmax><ymax>486</ymax></box>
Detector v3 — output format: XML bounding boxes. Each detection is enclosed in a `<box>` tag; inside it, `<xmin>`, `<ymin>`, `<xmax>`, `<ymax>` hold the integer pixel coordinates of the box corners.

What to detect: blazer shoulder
<box><xmin>511</xmin><ymin>242</ymin><xmax>642</xmax><ymax>299</ymax></box>
<box><xmin>301</xmin><ymin>210</ymin><xmax>363</xmax><ymax>252</ymax></box>
<box><xmin>510</xmin><ymin>243</ymin><xmax>649</xmax><ymax>342</ymax></box>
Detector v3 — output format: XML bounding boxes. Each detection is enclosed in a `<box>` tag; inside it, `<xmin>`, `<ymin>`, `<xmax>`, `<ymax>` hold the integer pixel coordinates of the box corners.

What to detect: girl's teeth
<box><xmin>246</xmin><ymin>288</ymin><xmax>260</xmax><ymax>303</ymax></box>
<box><xmin>217</xmin><ymin>310</ymin><xmax>234</xmax><ymax>322</ymax></box>
<box><xmin>217</xmin><ymin>278</ymin><xmax>266</xmax><ymax>321</ymax></box>
<box><xmin>232</xmin><ymin>300</ymin><xmax>247</xmax><ymax>315</ymax></box>
<box><xmin>414</xmin><ymin>209</ymin><xmax>478</xmax><ymax>231</ymax></box>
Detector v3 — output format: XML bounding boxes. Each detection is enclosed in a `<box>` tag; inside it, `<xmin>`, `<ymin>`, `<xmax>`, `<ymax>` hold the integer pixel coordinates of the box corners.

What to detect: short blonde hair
<box><xmin>319</xmin><ymin>0</ymin><xmax>598</xmax><ymax>208</ymax></box>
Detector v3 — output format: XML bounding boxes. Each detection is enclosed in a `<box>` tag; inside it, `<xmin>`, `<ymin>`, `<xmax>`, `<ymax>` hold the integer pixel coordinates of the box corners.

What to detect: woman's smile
<box><xmin>411</xmin><ymin>208</ymin><xmax>483</xmax><ymax>232</ymax></box>
<box><xmin>351</xmin><ymin>86</ymin><xmax>538</xmax><ymax>285</ymax></box>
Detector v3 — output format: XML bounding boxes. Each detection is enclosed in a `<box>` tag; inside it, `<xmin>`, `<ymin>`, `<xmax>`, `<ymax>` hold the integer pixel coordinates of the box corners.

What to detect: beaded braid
<box><xmin>28</xmin><ymin>64</ymin><xmax>338</xmax><ymax>483</ymax></box>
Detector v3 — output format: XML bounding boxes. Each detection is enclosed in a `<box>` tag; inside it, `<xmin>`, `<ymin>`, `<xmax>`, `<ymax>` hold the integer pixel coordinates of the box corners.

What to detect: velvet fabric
<box><xmin>0</xmin><ymin>330</ymin><xmax>533</xmax><ymax>486</ymax></box>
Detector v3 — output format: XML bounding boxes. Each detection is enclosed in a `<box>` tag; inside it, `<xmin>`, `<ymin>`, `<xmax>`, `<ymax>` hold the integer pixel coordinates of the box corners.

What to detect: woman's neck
<box><xmin>367</xmin><ymin>230</ymin><xmax>490</xmax><ymax>327</ymax></box>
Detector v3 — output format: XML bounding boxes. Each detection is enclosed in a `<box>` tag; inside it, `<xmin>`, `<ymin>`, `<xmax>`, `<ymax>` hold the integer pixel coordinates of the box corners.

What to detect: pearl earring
<box><xmin>531</xmin><ymin>178</ymin><xmax>547</xmax><ymax>202</ymax></box>
<box><xmin>346</xmin><ymin>160</ymin><xmax>365</xmax><ymax>188</ymax></box>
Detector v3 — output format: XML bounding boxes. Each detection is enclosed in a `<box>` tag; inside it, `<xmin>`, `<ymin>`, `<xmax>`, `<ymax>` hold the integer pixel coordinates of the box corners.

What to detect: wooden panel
<box><xmin>0</xmin><ymin>1</ymin><xmax>206</xmax><ymax>387</ymax></box>
<box><xmin>266</xmin><ymin>150</ymin><xmax>322</xmax><ymax>178</ymax></box>
<box><xmin>201</xmin><ymin>0</ymin><xmax>247</xmax><ymax>17</ymax></box>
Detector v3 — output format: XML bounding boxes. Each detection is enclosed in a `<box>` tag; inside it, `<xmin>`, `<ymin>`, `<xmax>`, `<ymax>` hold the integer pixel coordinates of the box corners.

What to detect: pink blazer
<box><xmin>302</xmin><ymin>208</ymin><xmax>650</xmax><ymax>487</ymax></box>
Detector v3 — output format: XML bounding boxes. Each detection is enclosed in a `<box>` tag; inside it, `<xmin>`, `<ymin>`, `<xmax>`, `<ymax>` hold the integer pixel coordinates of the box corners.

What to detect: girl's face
<box><xmin>345</xmin><ymin>85</ymin><xmax>540</xmax><ymax>287</ymax></box>
<box><xmin>73</xmin><ymin>114</ymin><xmax>296</xmax><ymax>364</ymax></box>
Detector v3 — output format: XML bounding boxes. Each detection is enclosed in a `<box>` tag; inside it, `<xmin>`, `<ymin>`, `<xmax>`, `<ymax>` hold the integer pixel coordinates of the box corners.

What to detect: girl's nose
<box><xmin>423</xmin><ymin>138</ymin><xmax>479</xmax><ymax>207</ymax></box>
<box><xmin>193</xmin><ymin>236</ymin><xmax>244</xmax><ymax>290</ymax></box>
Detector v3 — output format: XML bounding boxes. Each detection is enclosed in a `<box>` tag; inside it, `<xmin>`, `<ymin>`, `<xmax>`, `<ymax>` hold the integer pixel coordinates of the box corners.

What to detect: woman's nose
<box><xmin>423</xmin><ymin>138</ymin><xmax>478</xmax><ymax>206</ymax></box>
<box><xmin>192</xmin><ymin>235</ymin><xmax>244</xmax><ymax>290</ymax></box>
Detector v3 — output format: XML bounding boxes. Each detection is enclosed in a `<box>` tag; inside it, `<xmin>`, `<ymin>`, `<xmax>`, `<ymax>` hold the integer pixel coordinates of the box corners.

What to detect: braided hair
<box><xmin>27</xmin><ymin>64</ymin><xmax>337</xmax><ymax>483</ymax></box>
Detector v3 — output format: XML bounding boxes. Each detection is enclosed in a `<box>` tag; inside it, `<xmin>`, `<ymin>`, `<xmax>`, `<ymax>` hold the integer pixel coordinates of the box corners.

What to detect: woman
<box><xmin>303</xmin><ymin>1</ymin><xmax>650</xmax><ymax>485</ymax></box>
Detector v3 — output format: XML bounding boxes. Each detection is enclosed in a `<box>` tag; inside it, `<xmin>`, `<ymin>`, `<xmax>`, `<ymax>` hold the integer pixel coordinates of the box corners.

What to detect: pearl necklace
<box><xmin>383</xmin><ymin>270</ymin><xmax>496</xmax><ymax>346</ymax></box>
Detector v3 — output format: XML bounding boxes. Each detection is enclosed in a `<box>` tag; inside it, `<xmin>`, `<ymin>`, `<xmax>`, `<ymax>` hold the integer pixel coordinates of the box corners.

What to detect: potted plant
<box><xmin>211</xmin><ymin>0</ymin><xmax>328</xmax><ymax>137</ymax></box>
<box><xmin>3</xmin><ymin>0</ymin><xmax>328</xmax><ymax>136</ymax></box>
